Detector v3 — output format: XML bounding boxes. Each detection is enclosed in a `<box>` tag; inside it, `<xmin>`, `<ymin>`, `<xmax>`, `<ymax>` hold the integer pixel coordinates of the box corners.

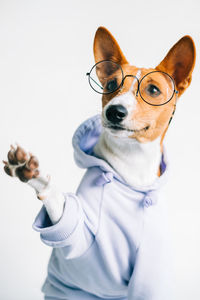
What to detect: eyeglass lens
<box><xmin>139</xmin><ymin>71</ymin><xmax>175</xmax><ymax>105</ymax></box>
<box><xmin>88</xmin><ymin>61</ymin><xmax>123</xmax><ymax>94</ymax></box>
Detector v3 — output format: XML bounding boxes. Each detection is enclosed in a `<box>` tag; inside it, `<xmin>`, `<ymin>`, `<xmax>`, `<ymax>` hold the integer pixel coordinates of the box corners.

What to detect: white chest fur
<box><xmin>94</xmin><ymin>130</ymin><xmax>162</xmax><ymax>188</ymax></box>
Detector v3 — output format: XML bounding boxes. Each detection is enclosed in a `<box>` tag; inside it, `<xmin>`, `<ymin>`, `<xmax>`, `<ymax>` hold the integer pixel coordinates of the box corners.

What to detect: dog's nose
<box><xmin>106</xmin><ymin>105</ymin><xmax>128</xmax><ymax>124</ymax></box>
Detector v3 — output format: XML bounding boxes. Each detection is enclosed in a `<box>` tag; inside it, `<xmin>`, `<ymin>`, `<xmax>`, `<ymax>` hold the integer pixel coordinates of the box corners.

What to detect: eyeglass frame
<box><xmin>86</xmin><ymin>60</ymin><xmax>178</xmax><ymax>107</ymax></box>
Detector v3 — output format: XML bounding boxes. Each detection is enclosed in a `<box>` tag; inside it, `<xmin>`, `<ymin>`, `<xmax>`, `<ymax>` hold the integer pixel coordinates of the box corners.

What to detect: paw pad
<box><xmin>3</xmin><ymin>144</ymin><xmax>40</xmax><ymax>182</ymax></box>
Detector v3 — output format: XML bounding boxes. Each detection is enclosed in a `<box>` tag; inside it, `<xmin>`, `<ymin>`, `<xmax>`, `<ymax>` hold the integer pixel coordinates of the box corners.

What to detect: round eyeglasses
<box><xmin>86</xmin><ymin>60</ymin><xmax>178</xmax><ymax>106</ymax></box>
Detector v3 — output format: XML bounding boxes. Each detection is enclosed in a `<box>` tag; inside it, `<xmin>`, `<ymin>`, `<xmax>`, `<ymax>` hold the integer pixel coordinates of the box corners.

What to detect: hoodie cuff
<box><xmin>32</xmin><ymin>193</ymin><xmax>84</xmax><ymax>248</ymax></box>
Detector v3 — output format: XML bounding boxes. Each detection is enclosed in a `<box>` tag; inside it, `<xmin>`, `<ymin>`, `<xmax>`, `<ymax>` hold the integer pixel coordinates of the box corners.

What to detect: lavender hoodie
<box><xmin>33</xmin><ymin>115</ymin><xmax>173</xmax><ymax>300</ymax></box>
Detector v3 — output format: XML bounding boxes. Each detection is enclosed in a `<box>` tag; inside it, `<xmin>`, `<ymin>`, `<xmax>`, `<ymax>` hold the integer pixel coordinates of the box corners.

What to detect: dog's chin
<box><xmin>104</xmin><ymin>126</ymin><xmax>133</xmax><ymax>138</ymax></box>
<box><xmin>104</xmin><ymin>124</ymin><xmax>150</xmax><ymax>139</ymax></box>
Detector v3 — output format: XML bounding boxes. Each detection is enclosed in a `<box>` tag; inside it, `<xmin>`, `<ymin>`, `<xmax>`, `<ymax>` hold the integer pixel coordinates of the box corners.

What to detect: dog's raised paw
<box><xmin>3</xmin><ymin>145</ymin><xmax>40</xmax><ymax>182</ymax></box>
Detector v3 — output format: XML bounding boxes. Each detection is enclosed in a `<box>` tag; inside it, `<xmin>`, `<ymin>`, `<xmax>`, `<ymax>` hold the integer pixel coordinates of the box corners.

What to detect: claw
<box><xmin>2</xmin><ymin>160</ymin><xmax>8</xmax><ymax>165</ymax></box>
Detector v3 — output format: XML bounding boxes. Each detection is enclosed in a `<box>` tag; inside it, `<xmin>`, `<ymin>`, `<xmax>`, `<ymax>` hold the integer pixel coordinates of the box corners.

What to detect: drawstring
<box><xmin>95</xmin><ymin>172</ymin><xmax>114</xmax><ymax>186</ymax></box>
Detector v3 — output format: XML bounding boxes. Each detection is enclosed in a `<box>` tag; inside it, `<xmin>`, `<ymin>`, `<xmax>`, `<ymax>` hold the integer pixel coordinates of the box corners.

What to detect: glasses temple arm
<box><xmin>86</xmin><ymin>73</ymin><xmax>103</xmax><ymax>90</ymax></box>
<box><xmin>168</xmin><ymin>92</ymin><xmax>178</xmax><ymax>126</ymax></box>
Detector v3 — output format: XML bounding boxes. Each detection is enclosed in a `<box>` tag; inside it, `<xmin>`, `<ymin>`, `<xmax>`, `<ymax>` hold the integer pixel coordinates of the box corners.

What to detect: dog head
<box><xmin>92</xmin><ymin>27</ymin><xmax>196</xmax><ymax>143</ymax></box>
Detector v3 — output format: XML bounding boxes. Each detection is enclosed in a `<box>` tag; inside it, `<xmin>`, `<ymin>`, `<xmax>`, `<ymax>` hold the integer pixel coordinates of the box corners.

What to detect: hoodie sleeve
<box><xmin>32</xmin><ymin>192</ymin><xmax>94</xmax><ymax>258</ymax></box>
<box><xmin>128</xmin><ymin>205</ymin><xmax>173</xmax><ymax>300</ymax></box>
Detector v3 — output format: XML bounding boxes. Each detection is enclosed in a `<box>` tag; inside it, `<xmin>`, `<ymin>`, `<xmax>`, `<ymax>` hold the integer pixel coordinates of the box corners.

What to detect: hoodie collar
<box><xmin>72</xmin><ymin>115</ymin><xmax>168</xmax><ymax>193</ymax></box>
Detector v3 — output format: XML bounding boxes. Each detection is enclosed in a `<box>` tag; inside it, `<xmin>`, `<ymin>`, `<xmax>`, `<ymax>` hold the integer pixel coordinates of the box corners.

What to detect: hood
<box><xmin>72</xmin><ymin>115</ymin><xmax>168</xmax><ymax>192</ymax></box>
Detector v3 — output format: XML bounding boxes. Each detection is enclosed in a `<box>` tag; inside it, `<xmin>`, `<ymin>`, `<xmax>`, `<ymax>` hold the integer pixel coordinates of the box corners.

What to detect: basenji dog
<box><xmin>3</xmin><ymin>27</ymin><xmax>196</xmax><ymax>300</ymax></box>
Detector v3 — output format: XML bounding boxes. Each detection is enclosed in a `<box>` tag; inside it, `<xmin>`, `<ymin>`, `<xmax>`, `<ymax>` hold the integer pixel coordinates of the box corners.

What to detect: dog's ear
<box><xmin>156</xmin><ymin>36</ymin><xmax>196</xmax><ymax>96</ymax></box>
<box><xmin>93</xmin><ymin>27</ymin><xmax>128</xmax><ymax>65</ymax></box>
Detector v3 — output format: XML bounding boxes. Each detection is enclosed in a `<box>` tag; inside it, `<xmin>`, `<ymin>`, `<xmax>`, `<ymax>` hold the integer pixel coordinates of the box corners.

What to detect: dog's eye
<box><xmin>105</xmin><ymin>79</ymin><xmax>118</xmax><ymax>93</ymax></box>
<box><xmin>146</xmin><ymin>84</ymin><xmax>161</xmax><ymax>97</ymax></box>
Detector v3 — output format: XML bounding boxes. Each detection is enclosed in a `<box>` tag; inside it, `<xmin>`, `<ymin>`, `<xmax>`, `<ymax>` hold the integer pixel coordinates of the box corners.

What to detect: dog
<box><xmin>3</xmin><ymin>27</ymin><xmax>196</xmax><ymax>300</ymax></box>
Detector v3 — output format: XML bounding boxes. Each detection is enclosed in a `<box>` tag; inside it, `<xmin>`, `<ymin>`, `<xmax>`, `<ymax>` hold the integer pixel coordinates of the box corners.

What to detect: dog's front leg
<box><xmin>3</xmin><ymin>145</ymin><xmax>65</xmax><ymax>224</ymax></box>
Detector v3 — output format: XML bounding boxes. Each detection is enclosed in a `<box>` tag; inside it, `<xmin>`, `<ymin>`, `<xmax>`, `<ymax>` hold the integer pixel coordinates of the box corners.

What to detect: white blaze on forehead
<box><xmin>129</xmin><ymin>69</ymin><xmax>142</xmax><ymax>92</ymax></box>
<box><xmin>104</xmin><ymin>69</ymin><xmax>142</xmax><ymax>118</ymax></box>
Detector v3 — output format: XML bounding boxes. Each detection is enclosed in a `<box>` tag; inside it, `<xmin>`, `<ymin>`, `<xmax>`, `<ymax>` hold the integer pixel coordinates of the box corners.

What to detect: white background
<box><xmin>0</xmin><ymin>0</ymin><xmax>200</xmax><ymax>299</ymax></box>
